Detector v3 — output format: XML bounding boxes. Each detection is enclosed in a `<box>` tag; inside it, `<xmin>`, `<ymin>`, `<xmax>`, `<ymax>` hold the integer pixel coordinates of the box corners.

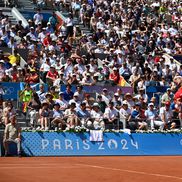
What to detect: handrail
<box><xmin>11</xmin><ymin>7</ymin><xmax>29</xmax><ymax>29</ymax></box>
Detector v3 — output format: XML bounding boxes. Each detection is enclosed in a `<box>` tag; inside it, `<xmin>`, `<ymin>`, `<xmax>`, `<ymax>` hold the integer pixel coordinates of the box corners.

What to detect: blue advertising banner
<box><xmin>1</xmin><ymin>82</ymin><xmax>20</xmax><ymax>100</ymax></box>
<box><xmin>60</xmin><ymin>85</ymin><xmax>133</xmax><ymax>95</ymax></box>
<box><xmin>20</xmin><ymin>11</ymin><xmax>52</xmax><ymax>21</ymax></box>
<box><xmin>146</xmin><ymin>86</ymin><xmax>170</xmax><ymax>105</ymax></box>
<box><xmin>21</xmin><ymin>132</ymin><xmax>182</xmax><ymax>156</ymax></box>
<box><xmin>1</xmin><ymin>82</ymin><xmax>48</xmax><ymax>100</ymax></box>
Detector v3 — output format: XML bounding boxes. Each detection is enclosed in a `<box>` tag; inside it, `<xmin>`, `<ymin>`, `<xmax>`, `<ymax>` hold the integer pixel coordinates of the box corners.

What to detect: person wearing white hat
<box><xmin>81</xmin><ymin>72</ymin><xmax>93</xmax><ymax>86</ymax></box>
<box><xmin>54</xmin><ymin>92</ymin><xmax>68</xmax><ymax>111</ymax></box>
<box><xmin>90</xmin><ymin>103</ymin><xmax>105</xmax><ymax>129</ymax></box>
<box><xmin>112</xmin><ymin>93</ymin><xmax>121</xmax><ymax>108</ymax></box>
<box><xmin>135</xmin><ymin>87</ymin><xmax>148</xmax><ymax>103</ymax></box>
<box><xmin>46</xmin><ymin>65</ymin><xmax>59</xmax><ymax>86</ymax></box>
<box><xmin>119</xmin><ymin>100</ymin><xmax>131</xmax><ymax>129</ymax></box>
<box><xmin>145</xmin><ymin>102</ymin><xmax>164</xmax><ymax>130</ymax></box>
<box><xmin>101</xmin><ymin>88</ymin><xmax>112</xmax><ymax>105</ymax></box>
<box><xmin>68</xmin><ymin>92</ymin><xmax>81</xmax><ymax>109</ymax></box>
<box><xmin>161</xmin><ymin>88</ymin><xmax>173</xmax><ymax>105</ymax></box>
<box><xmin>46</xmin><ymin>22</ymin><xmax>54</xmax><ymax>34</ymax></box>
<box><xmin>109</xmin><ymin>67</ymin><xmax>120</xmax><ymax>84</ymax></box>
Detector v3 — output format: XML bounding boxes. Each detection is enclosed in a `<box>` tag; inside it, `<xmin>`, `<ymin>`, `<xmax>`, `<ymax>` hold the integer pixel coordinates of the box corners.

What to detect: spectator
<box><xmin>36</xmin><ymin>84</ymin><xmax>46</xmax><ymax>102</ymax></box>
<box><xmin>145</xmin><ymin>103</ymin><xmax>163</xmax><ymax>130</ymax></box>
<box><xmin>104</xmin><ymin>101</ymin><xmax>119</xmax><ymax>129</ymax></box>
<box><xmin>3</xmin><ymin>115</ymin><xmax>21</xmax><ymax>156</ymax></box>
<box><xmin>161</xmin><ymin>88</ymin><xmax>173</xmax><ymax>105</ymax></box>
<box><xmin>65</xmin><ymin>12</ymin><xmax>74</xmax><ymax>40</ymax></box>
<box><xmin>76</xmin><ymin>101</ymin><xmax>91</xmax><ymax>127</ymax></box>
<box><xmin>19</xmin><ymin>83</ymin><xmax>33</xmax><ymax>114</ymax></box>
<box><xmin>2</xmin><ymin>101</ymin><xmax>16</xmax><ymax>125</ymax></box>
<box><xmin>39</xmin><ymin>101</ymin><xmax>50</xmax><ymax>130</ymax></box>
<box><xmin>159</xmin><ymin>101</ymin><xmax>176</xmax><ymax>130</ymax></box>
<box><xmin>129</xmin><ymin>102</ymin><xmax>148</xmax><ymax>131</ymax></box>
<box><xmin>33</xmin><ymin>9</ymin><xmax>43</xmax><ymax>26</ymax></box>
<box><xmin>51</xmin><ymin>103</ymin><xmax>65</xmax><ymax>130</ymax></box>
<box><xmin>63</xmin><ymin>84</ymin><xmax>74</xmax><ymax>101</ymax></box>
<box><xmin>90</xmin><ymin>102</ymin><xmax>104</xmax><ymax>129</ymax></box>
<box><xmin>119</xmin><ymin>100</ymin><xmax>131</xmax><ymax>129</ymax></box>
<box><xmin>64</xmin><ymin>102</ymin><xmax>80</xmax><ymax>128</ymax></box>
<box><xmin>28</xmin><ymin>92</ymin><xmax>41</xmax><ymax>128</ymax></box>
<box><xmin>55</xmin><ymin>92</ymin><xmax>68</xmax><ymax>111</ymax></box>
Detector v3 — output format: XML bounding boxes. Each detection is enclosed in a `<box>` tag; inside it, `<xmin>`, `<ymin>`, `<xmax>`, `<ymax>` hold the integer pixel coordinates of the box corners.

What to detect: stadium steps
<box><xmin>1</xmin><ymin>8</ymin><xmax>18</xmax><ymax>25</ymax></box>
<box><xmin>17</xmin><ymin>0</ymin><xmax>35</xmax><ymax>10</ymax></box>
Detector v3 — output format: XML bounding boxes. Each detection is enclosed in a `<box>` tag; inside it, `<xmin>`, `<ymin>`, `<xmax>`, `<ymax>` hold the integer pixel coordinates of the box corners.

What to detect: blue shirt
<box><xmin>131</xmin><ymin>110</ymin><xmax>139</xmax><ymax>119</ymax></box>
<box><xmin>63</xmin><ymin>91</ymin><xmax>74</xmax><ymax>101</ymax></box>
<box><xmin>76</xmin><ymin>109</ymin><xmax>90</xmax><ymax>119</ymax></box>
<box><xmin>145</xmin><ymin>109</ymin><xmax>157</xmax><ymax>118</ymax></box>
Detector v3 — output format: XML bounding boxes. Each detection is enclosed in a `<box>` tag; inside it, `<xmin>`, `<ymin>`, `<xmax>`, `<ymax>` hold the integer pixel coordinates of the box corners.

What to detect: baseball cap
<box><xmin>165</xmin><ymin>101</ymin><xmax>170</xmax><ymax>106</ymax></box>
<box><xmin>148</xmin><ymin>103</ymin><xmax>154</xmax><ymax>106</ymax></box>
<box><xmin>114</xmin><ymin>93</ymin><xmax>119</xmax><ymax>97</ymax></box>
<box><xmin>122</xmin><ymin>100</ymin><xmax>128</xmax><ymax>105</ymax></box>
<box><xmin>73</xmin><ymin>92</ymin><xmax>79</xmax><ymax>97</ymax></box>
<box><xmin>92</xmin><ymin>103</ymin><xmax>100</xmax><ymax>107</ymax></box>
<box><xmin>135</xmin><ymin>102</ymin><xmax>141</xmax><ymax>106</ymax></box>
<box><xmin>59</xmin><ymin>91</ymin><xmax>64</xmax><ymax>95</ymax></box>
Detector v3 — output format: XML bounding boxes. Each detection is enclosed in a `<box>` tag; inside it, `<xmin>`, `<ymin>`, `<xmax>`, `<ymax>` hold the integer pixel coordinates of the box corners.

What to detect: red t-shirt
<box><xmin>47</xmin><ymin>71</ymin><xmax>58</xmax><ymax>79</ymax></box>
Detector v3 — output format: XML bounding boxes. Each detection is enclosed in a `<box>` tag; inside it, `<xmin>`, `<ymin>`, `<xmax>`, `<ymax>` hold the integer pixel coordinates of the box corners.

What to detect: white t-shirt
<box><xmin>90</xmin><ymin>110</ymin><xmax>103</xmax><ymax>120</ymax></box>
<box><xmin>159</xmin><ymin>107</ymin><xmax>173</xmax><ymax>123</ymax></box>
<box><xmin>104</xmin><ymin>107</ymin><xmax>119</xmax><ymax>119</ymax></box>
<box><xmin>120</xmin><ymin>108</ymin><xmax>131</xmax><ymax>119</ymax></box>
<box><xmin>33</xmin><ymin>13</ymin><xmax>43</xmax><ymax>25</ymax></box>
<box><xmin>40</xmin><ymin>63</ymin><xmax>50</xmax><ymax>72</ymax></box>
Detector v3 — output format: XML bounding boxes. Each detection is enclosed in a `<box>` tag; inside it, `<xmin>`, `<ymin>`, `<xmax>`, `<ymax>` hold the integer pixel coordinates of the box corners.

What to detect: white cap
<box><xmin>59</xmin><ymin>91</ymin><xmax>64</xmax><ymax>95</ymax></box>
<box><xmin>114</xmin><ymin>93</ymin><xmax>119</xmax><ymax>96</ymax></box>
<box><xmin>122</xmin><ymin>100</ymin><xmax>128</xmax><ymax>105</ymax></box>
<box><xmin>94</xmin><ymin>73</ymin><xmax>100</xmax><ymax>77</ymax></box>
<box><xmin>73</xmin><ymin>92</ymin><xmax>79</xmax><ymax>97</ymax></box>
<box><xmin>148</xmin><ymin>103</ymin><xmax>154</xmax><ymax>106</ymax></box>
<box><xmin>93</xmin><ymin>103</ymin><xmax>100</xmax><ymax>107</ymax></box>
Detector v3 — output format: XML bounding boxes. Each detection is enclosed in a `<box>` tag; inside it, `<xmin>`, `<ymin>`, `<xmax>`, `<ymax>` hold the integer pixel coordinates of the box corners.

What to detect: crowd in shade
<box><xmin>0</xmin><ymin>0</ymin><xmax>182</xmax><ymax>131</ymax></box>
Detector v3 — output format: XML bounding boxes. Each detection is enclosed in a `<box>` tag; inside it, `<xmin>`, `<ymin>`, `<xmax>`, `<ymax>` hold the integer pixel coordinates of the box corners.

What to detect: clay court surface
<box><xmin>0</xmin><ymin>156</ymin><xmax>182</xmax><ymax>182</ymax></box>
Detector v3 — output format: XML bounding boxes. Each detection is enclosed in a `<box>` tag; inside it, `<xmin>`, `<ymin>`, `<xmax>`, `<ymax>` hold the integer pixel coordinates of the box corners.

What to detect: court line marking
<box><xmin>76</xmin><ymin>164</ymin><xmax>182</xmax><ymax>180</ymax></box>
<box><xmin>0</xmin><ymin>166</ymin><xmax>81</xmax><ymax>169</ymax></box>
<box><xmin>1</xmin><ymin>163</ymin><xmax>182</xmax><ymax>180</ymax></box>
<box><xmin>0</xmin><ymin>163</ymin><xmax>73</xmax><ymax>166</ymax></box>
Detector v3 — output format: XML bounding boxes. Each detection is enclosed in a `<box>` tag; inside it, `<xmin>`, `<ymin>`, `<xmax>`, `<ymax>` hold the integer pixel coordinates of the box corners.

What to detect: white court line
<box><xmin>76</xmin><ymin>164</ymin><xmax>182</xmax><ymax>181</ymax></box>
<box><xmin>0</xmin><ymin>163</ymin><xmax>71</xmax><ymax>166</ymax></box>
<box><xmin>0</xmin><ymin>166</ymin><xmax>81</xmax><ymax>169</ymax></box>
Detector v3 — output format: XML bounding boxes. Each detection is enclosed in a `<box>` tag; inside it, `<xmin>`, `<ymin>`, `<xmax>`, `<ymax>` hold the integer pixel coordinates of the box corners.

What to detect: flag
<box><xmin>118</xmin><ymin>76</ymin><xmax>127</xmax><ymax>87</ymax></box>
<box><xmin>55</xmin><ymin>11</ymin><xmax>66</xmax><ymax>30</ymax></box>
<box><xmin>22</xmin><ymin>102</ymin><xmax>28</xmax><ymax>113</ymax></box>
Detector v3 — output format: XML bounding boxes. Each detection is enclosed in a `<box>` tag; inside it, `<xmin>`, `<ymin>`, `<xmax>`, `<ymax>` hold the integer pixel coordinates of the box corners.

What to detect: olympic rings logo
<box><xmin>3</xmin><ymin>86</ymin><xmax>15</xmax><ymax>95</ymax></box>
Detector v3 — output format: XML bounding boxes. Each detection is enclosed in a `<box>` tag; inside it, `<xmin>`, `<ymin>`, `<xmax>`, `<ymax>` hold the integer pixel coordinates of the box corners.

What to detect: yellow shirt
<box><xmin>8</xmin><ymin>54</ymin><xmax>21</xmax><ymax>65</ymax></box>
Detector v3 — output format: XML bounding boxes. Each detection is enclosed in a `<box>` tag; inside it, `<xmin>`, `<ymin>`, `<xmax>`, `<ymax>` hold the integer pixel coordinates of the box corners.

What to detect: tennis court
<box><xmin>0</xmin><ymin>156</ymin><xmax>182</xmax><ymax>182</ymax></box>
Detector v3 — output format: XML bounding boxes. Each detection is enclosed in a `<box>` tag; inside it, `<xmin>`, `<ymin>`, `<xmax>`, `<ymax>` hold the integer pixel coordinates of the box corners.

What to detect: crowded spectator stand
<box><xmin>0</xmin><ymin>0</ymin><xmax>182</xmax><ymax>156</ymax></box>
